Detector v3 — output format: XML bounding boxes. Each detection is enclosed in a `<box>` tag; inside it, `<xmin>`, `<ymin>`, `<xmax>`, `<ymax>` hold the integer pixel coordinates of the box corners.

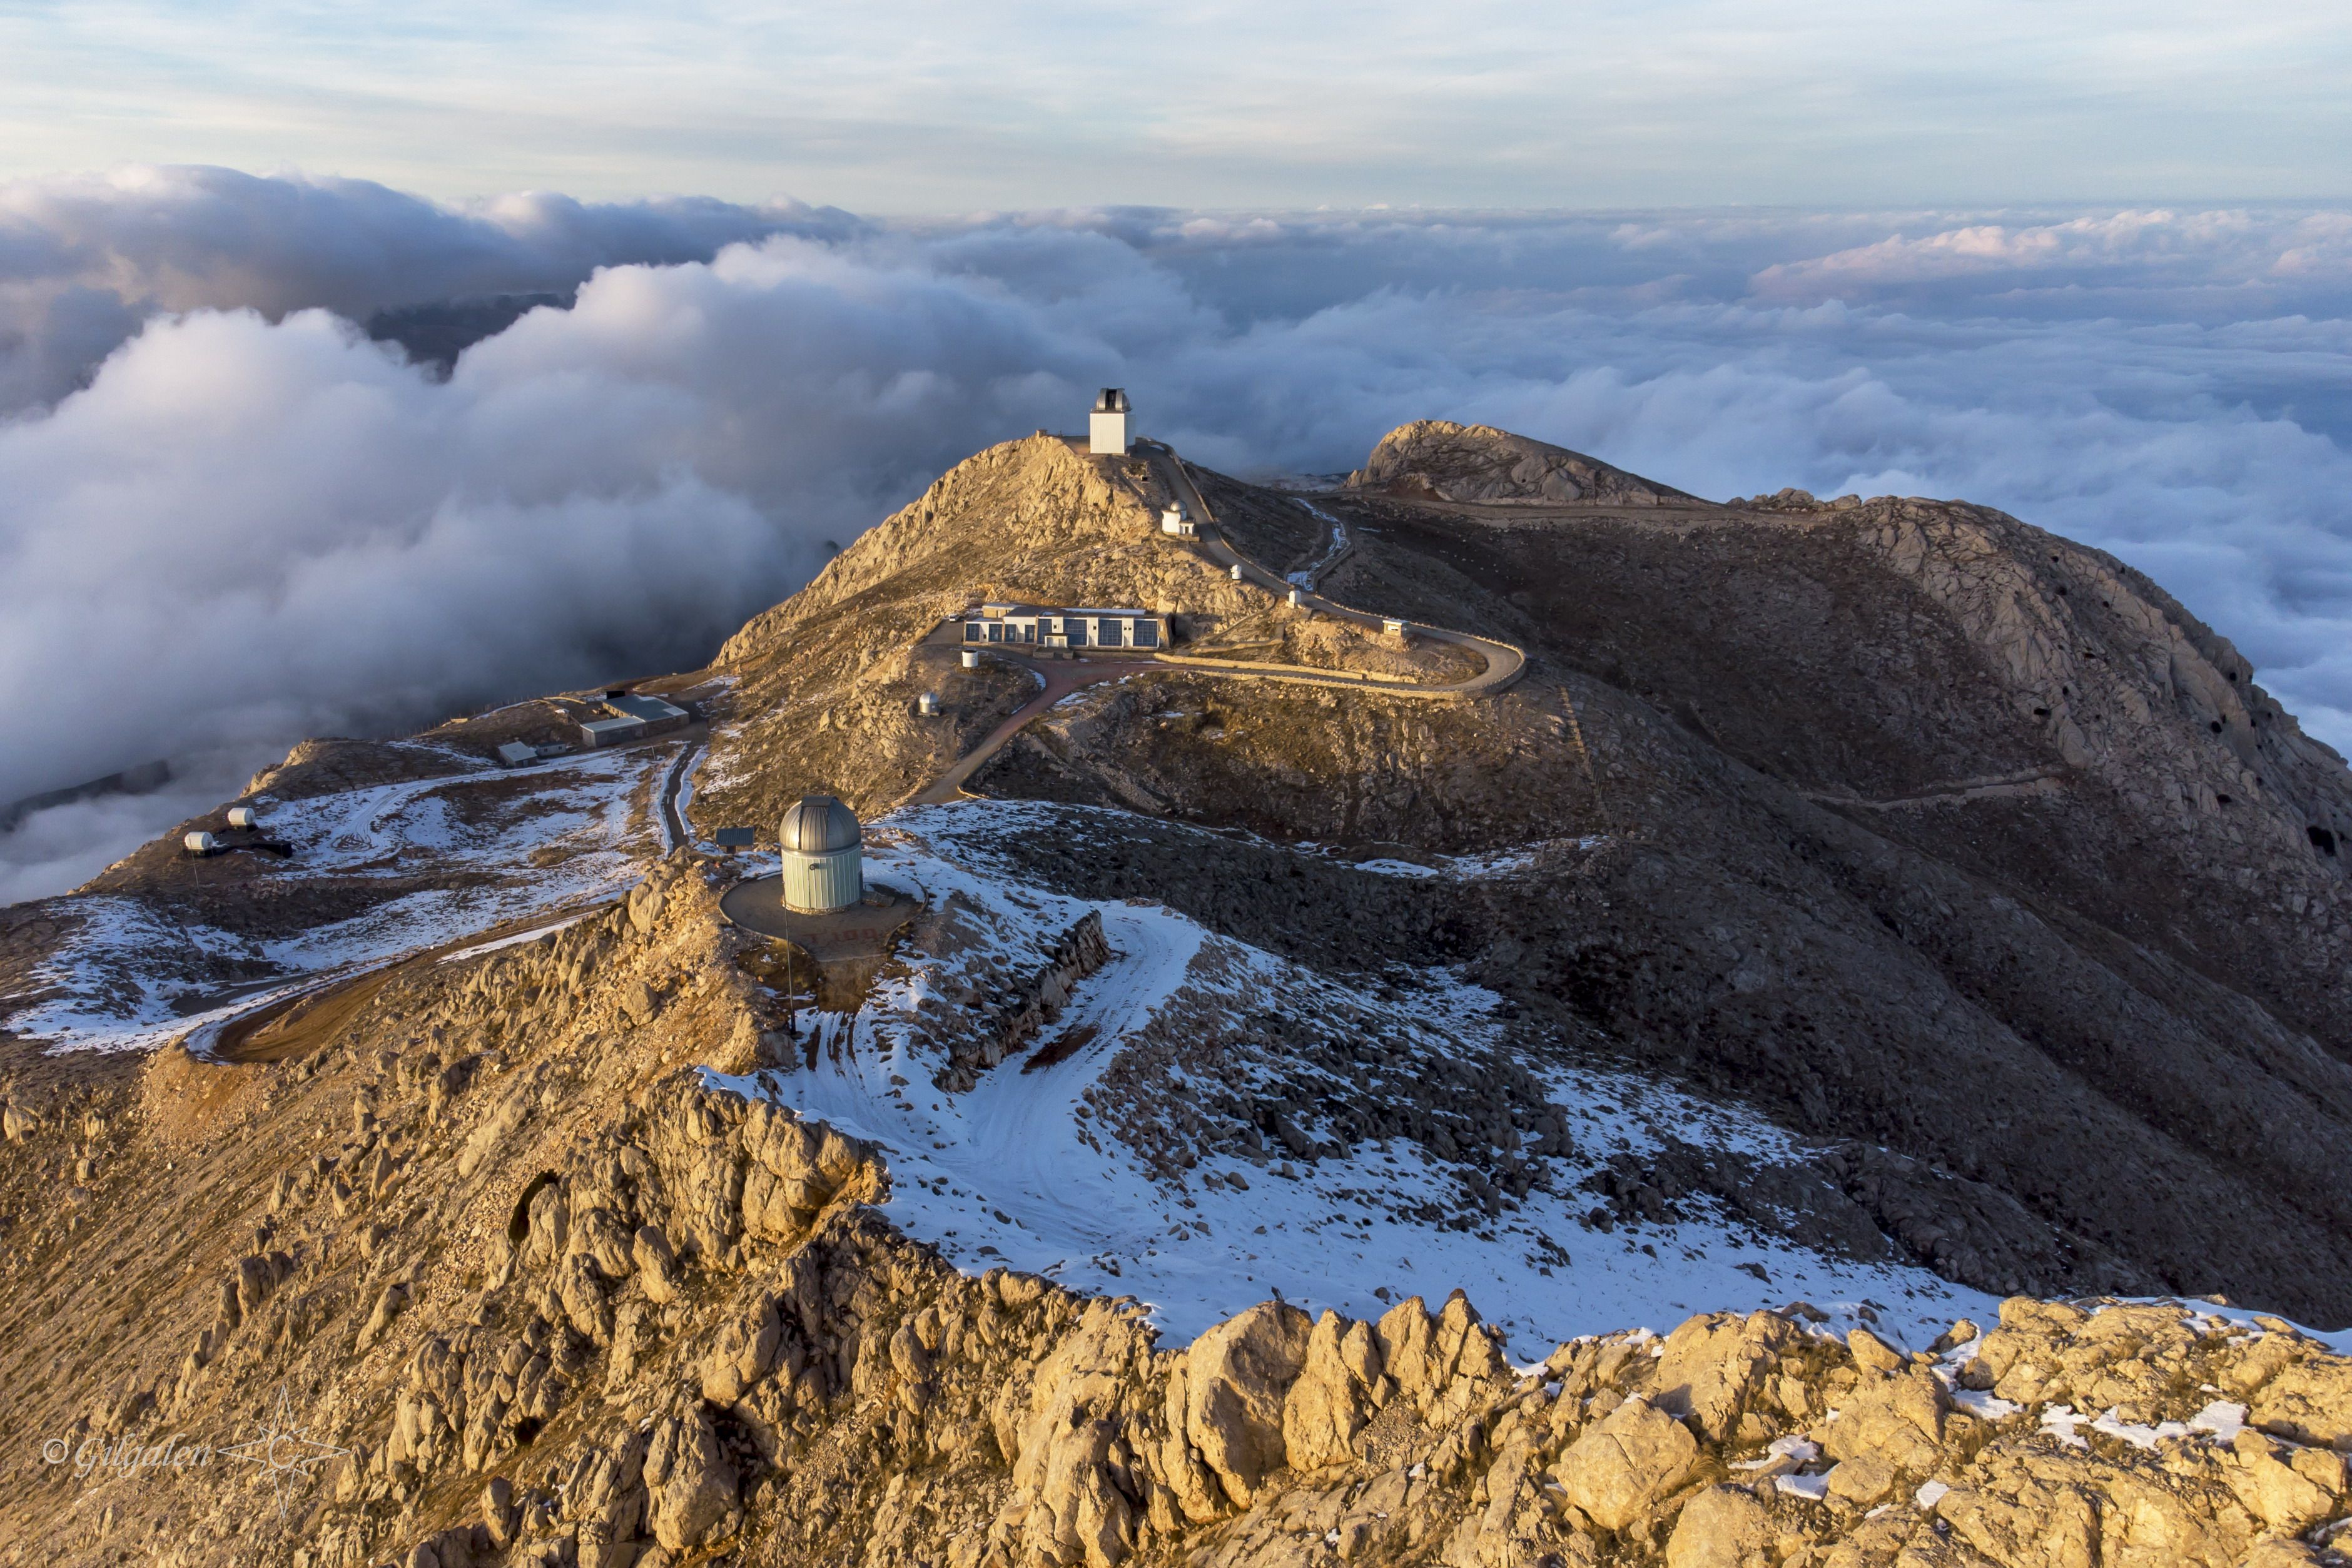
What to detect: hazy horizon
<box><xmin>6</xmin><ymin>4</ymin><xmax>2350</xmax><ymax>208</ymax></box>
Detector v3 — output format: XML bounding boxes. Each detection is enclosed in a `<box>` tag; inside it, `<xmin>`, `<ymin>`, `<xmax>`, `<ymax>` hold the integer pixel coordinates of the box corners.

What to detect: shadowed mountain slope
<box><xmin>689</xmin><ymin>422</ymin><xmax>2352</xmax><ymax>1322</ymax></box>
<box><xmin>6</xmin><ymin>420</ymin><xmax>2352</xmax><ymax>1568</ymax></box>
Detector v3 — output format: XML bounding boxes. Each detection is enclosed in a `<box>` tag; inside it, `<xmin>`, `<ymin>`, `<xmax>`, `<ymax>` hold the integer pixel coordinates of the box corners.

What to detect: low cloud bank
<box><xmin>0</xmin><ymin>164</ymin><xmax>857</xmax><ymax>412</ymax></box>
<box><xmin>3</xmin><ymin>177</ymin><xmax>2349</xmax><ymax>901</ymax></box>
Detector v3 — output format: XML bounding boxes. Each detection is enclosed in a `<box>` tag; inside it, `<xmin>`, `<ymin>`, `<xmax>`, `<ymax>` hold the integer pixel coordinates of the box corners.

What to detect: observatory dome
<box><xmin>780</xmin><ymin>794</ymin><xmax>863</xmax><ymax>913</ymax></box>
<box><xmin>781</xmin><ymin>794</ymin><xmax>861</xmax><ymax>854</ymax></box>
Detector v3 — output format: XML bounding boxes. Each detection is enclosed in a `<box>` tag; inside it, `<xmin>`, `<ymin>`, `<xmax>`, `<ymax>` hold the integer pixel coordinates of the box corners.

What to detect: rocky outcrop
<box><xmin>936</xmin><ymin>909</ymin><xmax>1113</xmax><ymax>1088</ymax></box>
<box><xmin>1346</xmin><ymin>420</ymin><xmax>1694</xmax><ymax>507</ymax></box>
<box><xmin>1554</xmin><ymin>1394</ymin><xmax>1700</xmax><ymax>1532</ymax></box>
<box><xmin>1648</xmin><ymin>1310</ymin><xmax>1799</xmax><ymax>1443</ymax></box>
<box><xmin>9</xmin><ymin>849</ymin><xmax>2352</xmax><ymax>1568</ymax></box>
<box><xmin>1170</xmin><ymin>1300</ymin><xmax>1314</xmax><ymax>1509</ymax></box>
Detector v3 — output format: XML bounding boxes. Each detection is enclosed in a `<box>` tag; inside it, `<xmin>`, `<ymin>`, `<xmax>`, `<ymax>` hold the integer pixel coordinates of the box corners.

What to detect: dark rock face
<box><xmin>935</xmin><ymin>449</ymin><xmax>2352</xmax><ymax>1327</ymax></box>
<box><xmin>930</xmin><ymin>909</ymin><xmax>1112</xmax><ymax>1089</ymax></box>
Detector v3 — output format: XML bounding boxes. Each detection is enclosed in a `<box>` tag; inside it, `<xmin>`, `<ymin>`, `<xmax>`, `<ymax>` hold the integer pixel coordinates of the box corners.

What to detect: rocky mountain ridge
<box><xmin>2</xmin><ymin>853</ymin><xmax>2348</xmax><ymax>1567</ymax></box>
<box><xmin>3</xmin><ymin>419</ymin><xmax>2351</xmax><ymax>1566</ymax></box>
<box><xmin>1346</xmin><ymin>422</ymin><xmax>1696</xmax><ymax>508</ymax></box>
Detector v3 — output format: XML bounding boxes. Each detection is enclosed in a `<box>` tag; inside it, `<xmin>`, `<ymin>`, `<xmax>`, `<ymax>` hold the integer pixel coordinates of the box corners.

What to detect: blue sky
<box><xmin>3</xmin><ymin>3</ymin><xmax>2349</xmax><ymax>208</ymax></box>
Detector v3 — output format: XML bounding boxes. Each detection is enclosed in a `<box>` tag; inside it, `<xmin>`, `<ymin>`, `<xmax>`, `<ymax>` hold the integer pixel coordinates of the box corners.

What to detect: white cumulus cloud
<box><xmin>3</xmin><ymin>184</ymin><xmax>2349</xmax><ymax>903</ymax></box>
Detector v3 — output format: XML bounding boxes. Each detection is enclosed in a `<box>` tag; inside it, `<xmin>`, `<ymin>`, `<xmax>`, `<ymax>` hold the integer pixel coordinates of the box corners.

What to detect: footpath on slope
<box><xmin>1800</xmin><ymin>764</ymin><xmax>2073</xmax><ymax>812</ymax></box>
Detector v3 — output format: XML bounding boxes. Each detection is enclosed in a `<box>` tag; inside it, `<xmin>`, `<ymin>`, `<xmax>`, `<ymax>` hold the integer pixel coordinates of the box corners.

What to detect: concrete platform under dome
<box><xmin>719</xmin><ymin>876</ymin><xmax>918</xmax><ymax>961</ymax></box>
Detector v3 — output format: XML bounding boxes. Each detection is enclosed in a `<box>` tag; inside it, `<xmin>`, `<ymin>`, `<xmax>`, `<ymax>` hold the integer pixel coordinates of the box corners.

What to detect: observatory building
<box><xmin>1089</xmin><ymin>388</ymin><xmax>1131</xmax><ymax>455</ymax></box>
<box><xmin>781</xmin><ymin>794</ymin><xmax>863</xmax><ymax>914</ymax></box>
<box><xmin>579</xmin><ymin>690</ymin><xmax>689</xmax><ymax>749</ymax></box>
<box><xmin>955</xmin><ymin>602</ymin><xmax>1167</xmax><ymax>650</ymax></box>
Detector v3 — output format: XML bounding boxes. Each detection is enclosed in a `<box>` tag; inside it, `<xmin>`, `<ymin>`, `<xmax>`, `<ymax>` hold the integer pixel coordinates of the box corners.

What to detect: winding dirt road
<box><xmin>913</xmin><ymin>657</ymin><xmax>1159</xmax><ymax>805</ymax></box>
<box><xmin>910</xmin><ymin>445</ymin><xmax>1530</xmax><ymax>804</ymax></box>
<box><xmin>1146</xmin><ymin>448</ymin><xmax>1525</xmax><ymax>698</ymax></box>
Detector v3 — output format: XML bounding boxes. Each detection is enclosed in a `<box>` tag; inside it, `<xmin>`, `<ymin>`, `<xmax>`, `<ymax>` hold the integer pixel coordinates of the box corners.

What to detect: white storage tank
<box><xmin>226</xmin><ymin>806</ymin><xmax>260</xmax><ymax>829</ymax></box>
<box><xmin>779</xmin><ymin>794</ymin><xmax>863</xmax><ymax>914</ymax></box>
<box><xmin>961</xmin><ymin>649</ymin><xmax>980</xmax><ymax>669</ymax></box>
<box><xmin>184</xmin><ymin>831</ymin><xmax>217</xmax><ymax>855</ymax></box>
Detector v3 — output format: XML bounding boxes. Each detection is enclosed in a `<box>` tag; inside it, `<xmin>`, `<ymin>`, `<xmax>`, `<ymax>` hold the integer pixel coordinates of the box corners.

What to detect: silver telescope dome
<box><xmin>780</xmin><ymin>794</ymin><xmax>860</xmax><ymax>855</ymax></box>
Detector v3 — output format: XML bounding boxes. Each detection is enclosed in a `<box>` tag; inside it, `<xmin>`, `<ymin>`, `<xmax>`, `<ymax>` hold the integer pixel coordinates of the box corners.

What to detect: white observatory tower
<box><xmin>779</xmin><ymin>794</ymin><xmax>863</xmax><ymax>914</ymax></box>
<box><xmin>1089</xmin><ymin>388</ymin><xmax>1131</xmax><ymax>455</ymax></box>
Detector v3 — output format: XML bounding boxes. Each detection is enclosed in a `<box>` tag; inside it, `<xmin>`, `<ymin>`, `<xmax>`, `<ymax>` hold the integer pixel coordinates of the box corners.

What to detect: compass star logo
<box><xmin>218</xmin><ymin>1384</ymin><xmax>352</xmax><ymax>1519</ymax></box>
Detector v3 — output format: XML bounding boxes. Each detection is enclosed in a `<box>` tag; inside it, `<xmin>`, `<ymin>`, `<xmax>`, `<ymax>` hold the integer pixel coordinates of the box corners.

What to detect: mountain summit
<box><xmin>4</xmin><ymin>418</ymin><xmax>2351</xmax><ymax>1566</ymax></box>
<box><xmin>1347</xmin><ymin>420</ymin><xmax>1696</xmax><ymax>507</ymax></box>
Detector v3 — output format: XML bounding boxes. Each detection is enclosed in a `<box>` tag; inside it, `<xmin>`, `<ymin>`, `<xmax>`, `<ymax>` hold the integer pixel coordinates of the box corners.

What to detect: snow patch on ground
<box><xmin>437</xmin><ymin>909</ymin><xmax>604</xmax><ymax>964</ymax></box>
<box><xmin>669</xmin><ymin>744</ymin><xmax>708</xmax><ymax>853</ymax></box>
<box><xmin>1287</xmin><ymin>500</ymin><xmax>1347</xmax><ymax>588</ymax></box>
<box><xmin>717</xmin><ymin>799</ymin><xmax>2002</xmax><ymax>1354</ymax></box>
<box><xmin>16</xmin><ymin>745</ymin><xmax>673</xmax><ymax>1051</ymax></box>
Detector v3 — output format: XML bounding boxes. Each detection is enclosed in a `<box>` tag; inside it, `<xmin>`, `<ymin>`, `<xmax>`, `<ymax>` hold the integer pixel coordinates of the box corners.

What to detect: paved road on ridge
<box><xmin>1146</xmin><ymin>448</ymin><xmax>1525</xmax><ymax>698</ymax></box>
<box><xmin>910</xmin><ymin>446</ymin><xmax>1528</xmax><ymax>805</ymax></box>
<box><xmin>912</xmin><ymin>656</ymin><xmax>1159</xmax><ymax>805</ymax></box>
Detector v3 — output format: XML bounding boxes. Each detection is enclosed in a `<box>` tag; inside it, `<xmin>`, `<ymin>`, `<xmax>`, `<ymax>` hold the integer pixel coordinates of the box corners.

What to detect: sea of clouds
<box><xmin>3</xmin><ymin>167</ymin><xmax>2349</xmax><ymax>903</ymax></box>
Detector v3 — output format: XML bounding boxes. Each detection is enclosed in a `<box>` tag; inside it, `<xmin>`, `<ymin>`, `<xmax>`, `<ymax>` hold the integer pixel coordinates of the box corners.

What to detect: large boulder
<box><xmin>700</xmin><ymin>1293</ymin><xmax>782</xmax><ymax>1405</ymax></box>
<box><xmin>1553</xmin><ymin>1395</ymin><xmax>1700</xmax><ymax>1534</ymax></box>
<box><xmin>1820</xmin><ymin>1363</ymin><xmax>1950</xmax><ymax>1475</ymax></box>
<box><xmin>1000</xmin><ymin>1305</ymin><xmax>1143</xmax><ymax>1568</ymax></box>
<box><xmin>1650</xmin><ymin>1310</ymin><xmax>1798</xmax><ymax>1442</ymax></box>
<box><xmin>632</xmin><ymin>1225</ymin><xmax>685</xmax><ymax>1304</ymax></box>
<box><xmin>1666</xmin><ymin>1484</ymin><xmax>1773</xmax><ymax>1568</ymax></box>
<box><xmin>2224</xmin><ymin>1430</ymin><xmax>2340</xmax><ymax>1534</ymax></box>
<box><xmin>1373</xmin><ymin>1296</ymin><xmax>1438</xmax><ymax>1400</ymax></box>
<box><xmin>1170</xmin><ymin>1302</ymin><xmax>1312</xmax><ymax>1507</ymax></box>
<box><xmin>1283</xmin><ymin>1310</ymin><xmax>1382</xmax><ymax>1470</ymax></box>
<box><xmin>644</xmin><ymin>1401</ymin><xmax>741</xmax><ymax>1552</ymax></box>
<box><xmin>2249</xmin><ymin>1355</ymin><xmax>2352</xmax><ymax>1450</ymax></box>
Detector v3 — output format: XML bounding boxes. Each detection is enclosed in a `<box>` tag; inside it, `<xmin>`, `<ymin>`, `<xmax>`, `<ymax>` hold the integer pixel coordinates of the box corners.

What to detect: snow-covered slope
<box><xmin>16</xmin><ymin>742</ymin><xmax>676</xmax><ymax>1051</ymax></box>
<box><xmin>714</xmin><ymin>799</ymin><xmax>2002</xmax><ymax>1353</ymax></box>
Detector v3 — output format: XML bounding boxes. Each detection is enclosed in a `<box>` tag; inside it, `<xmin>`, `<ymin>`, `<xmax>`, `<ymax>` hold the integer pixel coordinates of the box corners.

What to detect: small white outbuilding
<box><xmin>780</xmin><ymin>794</ymin><xmax>863</xmax><ymax>914</ymax></box>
